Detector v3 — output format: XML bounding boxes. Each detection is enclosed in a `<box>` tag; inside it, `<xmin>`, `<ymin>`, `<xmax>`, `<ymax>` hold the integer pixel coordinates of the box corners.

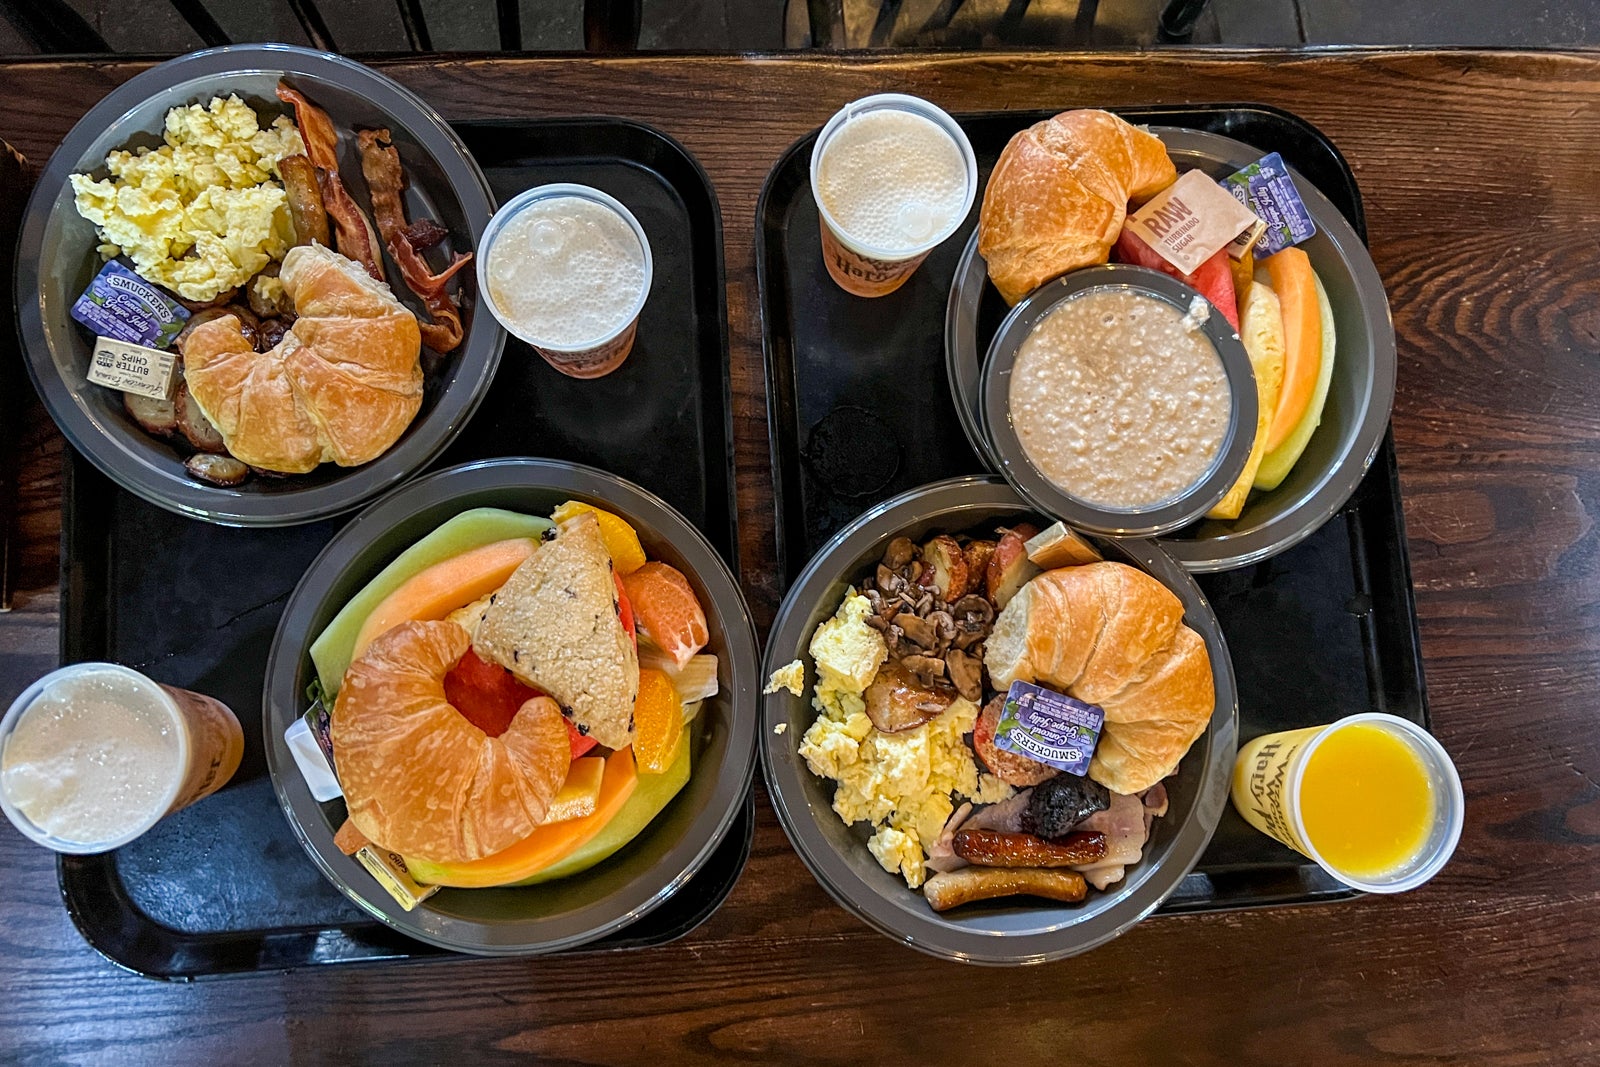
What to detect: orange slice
<box><xmin>633</xmin><ymin>668</ymin><xmax>684</xmax><ymax>775</ymax></box>
<box><xmin>550</xmin><ymin>501</ymin><xmax>647</xmax><ymax>575</ymax></box>
<box><xmin>621</xmin><ymin>561</ymin><xmax>709</xmax><ymax>670</ymax></box>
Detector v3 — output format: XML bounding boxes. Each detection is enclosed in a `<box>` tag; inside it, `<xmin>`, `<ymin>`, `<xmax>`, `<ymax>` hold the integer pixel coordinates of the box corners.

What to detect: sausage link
<box><xmin>923</xmin><ymin>867</ymin><xmax>1088</xmax><ymax>912</ymax></box>
<box><xmin>953</xmin><ymin>829</ymin><xmax>1108</xmax><ymax>868</ymax></box>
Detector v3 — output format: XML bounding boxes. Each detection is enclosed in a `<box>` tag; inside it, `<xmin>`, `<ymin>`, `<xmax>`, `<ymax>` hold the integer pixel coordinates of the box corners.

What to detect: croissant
<box><xmin>978</xmin><ymin>110</ymin><xmax>1177</xmax><ymax>305</ymax></box>
<box><xmin>332</xmin><ymin>620</ymin><xmax>572</xmax><ymax>864</ymax></box>
<box><xmin>984</xmin><ymin>562</ymin><xmax>1214</xmax><ymax>794</ymax></box>
<box><xmin>182</xmin><ymin>243</ymin><xmax>422</xmax><ymax>474</ymax></box>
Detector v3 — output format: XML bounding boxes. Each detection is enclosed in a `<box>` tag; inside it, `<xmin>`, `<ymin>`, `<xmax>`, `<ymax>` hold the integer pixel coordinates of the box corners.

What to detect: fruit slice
<box><xmin>405</xmin><ymin>748</ymin><xmax>638</xmax><ymax>888</ymax></box>
<box><xmin>1207</xmin><ymin>280</ymin><xmax>1287</xmax><ymax>520</ymax></box>
<box><xmin>551</xmin><ymin>500</ymin><xmax>647</xmax><ymax>575</ymax></box>
<box><xmin>518</xmin><ymin>732</ymin><xmax>691</xmax><ymax>886</ymax></box>
<box><xmin>310</xmin><ymin>508</ymin><xmax>552</xmax><ymax>697</ymax></box>
<box><xmin>1114</xmin><ymin>230</ymin><xmax>1240</xmax><ymax>330</ymax></box>
<box><xmin>352</xmin><ymin>538</ymin><xmax>537</xmax><ymax>661</ymax></box>
<box><xmin>542</xmin><ymin>756</ymin><xmax>605</xmax><ymax>824</ymax></box>
<box><xmin>633</xmin><ymin>668</ymin><xmax>685</xmax><ymax>775</ymax></box>
<box><xmin>1261</xmin><ymin>248</ymin><xmax>1323</xmax><ymax>453</ymax></box>
<box><xmin>1254</xmin><ymin>273</ymin><xmax>1338</xmax><ymax>491</ymax></box>
<box><xmin>636</xmin><ymin>648</ymin><xmax>719</xmax><ymax>703</ymax></box>
<box><xmin>621</xmin><ymin>562</ymin><xmax>709</xmax><ymax>670</ymax></box>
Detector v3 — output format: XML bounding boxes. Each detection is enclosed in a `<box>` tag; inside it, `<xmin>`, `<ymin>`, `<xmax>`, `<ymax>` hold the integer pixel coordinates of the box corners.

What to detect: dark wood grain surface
<box><xmin>2</xmin><ymin>49</ymin><xmax>1598</xmax><ymax>1065</ymax></box>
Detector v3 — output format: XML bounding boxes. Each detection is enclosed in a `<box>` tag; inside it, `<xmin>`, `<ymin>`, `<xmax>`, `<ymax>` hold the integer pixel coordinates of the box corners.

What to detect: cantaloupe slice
<box><xmin>517</xmin><ymin>732</ymin><xmax>691</xmax><ymax>886</ymax></box>
<box><xmin>1261</xmin><ymin>248</ymin><xmax>1323</xmax><ymax>453</ymax></box>
<box><xmin>351</xmin><ymin>537</ymin><xmax>537</xmax><ymax>661</ymax></box>
<box><xmin>405</xmin><ymin>748</ymin><xmax>639</xmax><ymax>888</ymax></box>
<box><xmin>310</xmin><ymin>508</ymin><xmax>552</xmax><ymax>697</ymax></box>
<box><xmin>1255</xmin><ymin>274</ymin><xmax>1338</xmax><ymax>491</ymax></box>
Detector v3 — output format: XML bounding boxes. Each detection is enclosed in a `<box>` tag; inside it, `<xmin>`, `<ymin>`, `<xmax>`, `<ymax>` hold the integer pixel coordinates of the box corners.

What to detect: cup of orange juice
<box><xmin>1230</xmin><ymin>712</ymin><xmax>1463</xmax><ymax>893</ymax></box>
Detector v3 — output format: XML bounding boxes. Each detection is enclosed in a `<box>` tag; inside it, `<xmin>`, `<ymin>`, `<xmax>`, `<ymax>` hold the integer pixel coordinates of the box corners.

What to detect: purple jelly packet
<box><xmin>1221</xmin><ymin>152</ymin><xmax>1316</xmax><ymax>257</ymax></box>
<box><xmin>70</xmin><ymin>260</ymin><xmax>189</xmax><ymax>349</ymax></box>
<box><xmin>993</xmin><ymin>680</ymin><xmax>1104</xmax><ymax>777</ymax></box>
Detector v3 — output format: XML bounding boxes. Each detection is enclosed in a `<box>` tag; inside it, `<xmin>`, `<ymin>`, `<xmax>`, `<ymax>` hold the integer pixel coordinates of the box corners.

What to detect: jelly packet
<box><xmin>70</xmin><ymin>260</ymin><xmax>189</xmax><ymax>349</ymax></box>
<box><xmin>993</xmin><ymin>680</ymin><xmax>1103</xmax><ymax>776</ymax></box>
<box><xmin>1222</xmin><ymin>153</ymin><xmax>1316</xmax><ymax>257</ymax></box>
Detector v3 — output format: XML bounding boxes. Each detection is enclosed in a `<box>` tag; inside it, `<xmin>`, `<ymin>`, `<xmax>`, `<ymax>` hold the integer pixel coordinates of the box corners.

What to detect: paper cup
<box><xmin>477</xmin><ymin>183</ymin><xmax>654</xmax><ymax>379</ymax></box>
<box><xmin>0</xmin><ymin>663</ymin><xmax>243</xmax><ymax>854</ymax></box>
<box><xmin>1230</xmin><ymin>712</ymin><xmax>1463</xmax><ymax>893</ymax></box>
<box><xmin>810</xmin><ymin>94</ymin><xmax>977</xmax><ymax>298</ymax></box>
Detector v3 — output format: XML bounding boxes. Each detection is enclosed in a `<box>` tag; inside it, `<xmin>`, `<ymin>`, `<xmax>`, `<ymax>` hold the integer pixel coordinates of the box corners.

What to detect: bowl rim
<box><xmin>760</xmin><ymin>475</ymin><xmax>1239</xmax><ymax>964</ymax></box>
<box><xmin>15</xmin><ymin>43</ymin><xmax>504</xmax><ymax>527</ymax></box>
<box><xmin>979</xmin><ymin>264</ymin><xmax>1258</xmax><ymax>537</ymax></box>
<box><xmin>261</xmin><ymin>457</ymin><xmax>760</xmax><ymax>955</ymax></box>
<box><xmin>945</xmin><ymin>125</ymin><xmax>1398</xmax><ymax>572</ymax></box>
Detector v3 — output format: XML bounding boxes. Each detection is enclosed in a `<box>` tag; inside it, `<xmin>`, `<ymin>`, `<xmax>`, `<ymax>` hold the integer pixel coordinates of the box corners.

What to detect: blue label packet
<box><xmin>993</xmin><ymin>680</ymin><xmax>1104</xmax><ymax>776</ymax></box>
<box><xmin>70</xmin><ymin>260</ymin><xmax>189</xmax><ymax>349</ymax></box>
<box><xmin>1221</xmin><ymin>152</ymin><xmax>1317</xmax><ymax>257</ymax></box>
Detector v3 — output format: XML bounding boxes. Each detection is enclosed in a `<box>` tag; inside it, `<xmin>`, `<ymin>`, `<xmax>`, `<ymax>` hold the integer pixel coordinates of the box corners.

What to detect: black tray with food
<box><xmin>52</xmin><ymin>115</ymin><xmax>745</xmax><ymax>979</ymax></box>
<box><xmin>756</xmin><ymin>104</ymin><xmax>1428</xmax><ymax>913</ymax></box>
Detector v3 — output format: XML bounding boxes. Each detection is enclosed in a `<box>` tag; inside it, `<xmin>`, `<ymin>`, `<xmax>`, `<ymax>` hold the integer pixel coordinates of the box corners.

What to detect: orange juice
<box><xmin>1297</xmin><ymin>723</ymin><xmax>1433</xmax><ymax>880</ymax></box>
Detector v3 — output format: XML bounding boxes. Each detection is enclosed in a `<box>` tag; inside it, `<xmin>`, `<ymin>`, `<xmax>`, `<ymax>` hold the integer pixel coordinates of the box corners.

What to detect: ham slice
<box><xmin>927</xmin><ymin>802</ymin><xmax>973</xmax><ymax>874</ymax></box>
<box><xmin>1074</xmin><ymin>791</ymin><xmax>1149</xmax><ymax>889</ymax></box>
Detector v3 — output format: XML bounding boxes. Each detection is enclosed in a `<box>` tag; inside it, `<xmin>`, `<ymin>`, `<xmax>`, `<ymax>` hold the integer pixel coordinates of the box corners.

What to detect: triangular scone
<box><xmin>472</xmin><ymin>512</ymin><xmax>639</xmax><ymax>749</ymax></box>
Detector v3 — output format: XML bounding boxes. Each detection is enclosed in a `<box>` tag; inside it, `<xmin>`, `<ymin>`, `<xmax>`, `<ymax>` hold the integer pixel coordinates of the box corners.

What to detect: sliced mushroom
<box><xmin>952</xmin><ymin>594</ymin><xmax>995</xmax><ymax>624</ymax></box>
<box><xmin>927</xmin><ymin>610</ymin><xmax>957</xmax><ymax>652</ymax></box>
<box><xmin>882</xmin><ymin>536</ymin><xmax>916</xmax><ymax>572</ymax></box>
<box><xmin>184</xmin><ymin>453</ymin><xmax>249</xmax><ymax>486</ymax></box>
<box><xmin>175</xmin><ymin>382</ymin><xmax>227</xmax><ymax>454</ymax></box>
<box><xmin>900</xmin><ymin>654</ymin><xmax>947</xmax><ymax>688</ymax></box>
<box><xmin>123</xmin><ymin>392</ymin><xmax>179</xmax><ymax>439</ymax></box>
<box><xmin>876</xmin><ymin>564</ymin><xmax>904</xmax><ymax>595</ymax></box>
<box><xmin>945</xmin><ymin>648</ymin><xmax>983</xmax><ymax>702</ymax></box>
<box><xmin>896</xmin><ymin>613</ymin><xmax>936</xmax><ymax>649</ymax></box>
<box><xmin>863</xmin><ymin>662</ymin><xmax>952</xmax><ymax>733</ymax></box>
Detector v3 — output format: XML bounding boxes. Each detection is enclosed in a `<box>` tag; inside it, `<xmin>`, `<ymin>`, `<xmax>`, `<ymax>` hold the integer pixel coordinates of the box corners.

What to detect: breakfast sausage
<box><xmin>922</xmin><ymin>867</ymin><xmax>1088</xmax><ymax>912</ymax></box>
<box><xmin>279</xmin><ymin>153</ymin><xmax>330</xmax><ymax>248</ymax></box>
<box><xmin>973</xmin><ymin>694</ymin><xmax>1057</xmax><ymax>787</ymax></box>
<box><xmin>952</xmin><ymin>829</ymin><xmax>1107</xmax><ymax>868</ymax></box>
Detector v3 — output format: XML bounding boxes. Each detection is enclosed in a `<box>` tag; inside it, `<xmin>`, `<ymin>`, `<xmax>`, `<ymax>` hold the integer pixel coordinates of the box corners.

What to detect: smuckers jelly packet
<box><xmin>993</xmin><ymin>680</ymin><xmax>1104</xmax><ymax>776</ymax></box>
<box><xmin>70</xmin><ymin>260</ymin><xmax>189</xmax><ymax>349</ymax></box>
<box><xmin>1222</xmin><ymin>152</ymin><xmax>1316</xmax><ymax>257</ymax></box>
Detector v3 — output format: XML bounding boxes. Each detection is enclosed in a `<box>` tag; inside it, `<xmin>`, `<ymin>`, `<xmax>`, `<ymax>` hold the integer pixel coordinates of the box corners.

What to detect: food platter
<box><xmin>264</xmin><ymin>459</ymin><xmax>759</xmax><ymax>956</ymax></box>
<box><xmin>761</xmin><ymin>477</ymin><xmax>1237</xmax><ymax>964</ymax></box>
<box><xmin>16</xmin><ymin>44</ymin><xmax>499</xmax><ymax>526</ymax></box>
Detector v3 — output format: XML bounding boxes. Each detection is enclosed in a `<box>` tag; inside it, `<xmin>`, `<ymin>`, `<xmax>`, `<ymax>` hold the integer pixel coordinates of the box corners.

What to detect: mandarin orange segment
<box><xmin>621</xmin><ymin>561</ymin><xmax>710</xmax><ymax>670</ymax></box>
<box><xmin>550</xmin><ymin>501</ymin><xmax>647</xmax><ymax>575</ymax></box>
<box><xmin>633</xmin><ymin>668</ymin><xmax>685</xmax><ymax>774</ymax></box>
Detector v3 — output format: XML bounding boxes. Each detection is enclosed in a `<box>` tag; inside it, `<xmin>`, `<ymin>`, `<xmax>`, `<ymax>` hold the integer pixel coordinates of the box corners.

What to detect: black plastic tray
<box><xmin>54</xmin><ymin>117</ymin><xmax>748</xmax><ymax>979</ymax></box>
<box><xmin>757</xmin><ymin>105</ymin><xmax>1428</xmax><ymax>913</ymax></box>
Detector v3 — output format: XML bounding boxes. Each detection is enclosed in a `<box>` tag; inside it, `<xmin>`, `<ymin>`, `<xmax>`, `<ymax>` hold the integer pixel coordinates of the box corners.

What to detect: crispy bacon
<box><xmin>359</xmin><ymin>127</ymin><xmax>472</xmax><ymax>352</ymax></box>
<box><xmin>403</xmin><ymin>218</ymin><xmax>449</xmax><ymax>252</ymax></box>
<box><xmin>277</xmin><ymin>83</ymin><xmax>385</xmax><ymax>280</ymax></box>
<box><xmin>276</xmin><ymin>84</ymin><xmax>339</xmax><ymax>171</ymax></box>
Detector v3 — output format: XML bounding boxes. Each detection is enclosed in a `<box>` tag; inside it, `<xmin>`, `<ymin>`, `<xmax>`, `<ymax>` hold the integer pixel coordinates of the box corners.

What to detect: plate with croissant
<box><xmin>760</xmin><ymin>475</ymin><xmax>1238</xmax><ymax>964</ymax></box>
<box><xmin>17</xmin><ymin>44</ymin><xmax>501</xmax><ymax>526</ymax></box>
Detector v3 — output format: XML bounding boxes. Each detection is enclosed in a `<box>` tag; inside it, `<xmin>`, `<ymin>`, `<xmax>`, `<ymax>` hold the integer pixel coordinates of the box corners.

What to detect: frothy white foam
<box><xmin>816</xmin><ymin>109</ymin><xmax>968</xmax><ymax>254</ymax></box>
<box><xmin>487</xmin><ymin>196</ymin><xmax>647</xmax><ymax>348</ymax></box>
<box><xmin>1</xmin><ymin>669</ymin><xmax>181</xmax><ymax>845</ymax></box>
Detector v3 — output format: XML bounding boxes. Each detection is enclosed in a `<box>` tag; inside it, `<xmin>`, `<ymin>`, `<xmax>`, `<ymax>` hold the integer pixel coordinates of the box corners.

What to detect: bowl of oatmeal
<box><xmin>980</xmin><ymin>265</ymin><xmax>1257</xmax><ymax>537</ymax></box>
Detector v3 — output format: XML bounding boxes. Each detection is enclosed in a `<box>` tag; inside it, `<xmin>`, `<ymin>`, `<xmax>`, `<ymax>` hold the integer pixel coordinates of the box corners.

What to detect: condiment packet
<box><xmin>356</xmin><ymin>846</ymin><xmax>440</xmax><ymax>911</ymax></box>
<box><xmin>1221</xmin><ymin>153</ymin><xmax>1316</xmax><ymax>257</ymax></box>
<box><xmin>87</xmin><ymin>337</ymin><xmax>178</xmax><ymax>400</ymax></box>
<box><xmin>993</xmin><ymin>680</ymin><xmax>1103</xmax><ymax>776</ymax></box>
<box><xmin>70</xmin><ymin>260</ymin><xmax>189</xmax><ymax>349</ymax></box>
<box><xmin>284</xmin><ymin>705</ymin><xmax>342</xmax><ymax>803</ymax></box>
<box><xmin>1124</xmin><ymin>170</ymin><xmax>1260</xmax><ymax>275</ymax></box>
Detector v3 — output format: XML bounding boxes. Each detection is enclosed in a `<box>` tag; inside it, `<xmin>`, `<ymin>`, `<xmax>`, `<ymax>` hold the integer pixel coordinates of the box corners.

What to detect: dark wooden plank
<box><xmin>0</xmin><ymin>50</ymin><xmax>1598</xmax><ymax>1065</ymax></box>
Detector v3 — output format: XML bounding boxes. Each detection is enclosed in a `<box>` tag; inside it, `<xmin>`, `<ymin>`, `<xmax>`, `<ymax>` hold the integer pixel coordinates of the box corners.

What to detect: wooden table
<box><xmin>2</xmin><ymin>49</ymin><xmax>1597</xmax><ymax>1064</ymax></box>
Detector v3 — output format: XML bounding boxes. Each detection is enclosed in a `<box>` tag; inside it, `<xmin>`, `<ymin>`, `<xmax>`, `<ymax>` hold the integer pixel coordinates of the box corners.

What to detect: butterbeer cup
<box><xmin>810</xmin><ymin>94</ymin><xmax>977</xmax><ymax>298</ymax></box>
<box><xmin>478</xmin><ymin>183</ymin><xmax>654</xmax><ymax>379</ymax></box>
<box><xmin>0</xmin><ymin>663</ymin><xmax>244</xmax><ymax>854</ymax></box>
<box><xmin>1230</xmin><ymin>712</ymin><xmax>1464</xmax><ymax>893</ymax></box>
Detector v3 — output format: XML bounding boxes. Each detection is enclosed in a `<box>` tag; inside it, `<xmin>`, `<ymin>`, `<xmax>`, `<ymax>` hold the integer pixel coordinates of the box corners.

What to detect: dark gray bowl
<box><xmin>16</xmin><ymin>44</ymin><xmax>501</xmax><ymax>526</ymax></box>
<box><xmin>760</xmin><ymin>476</ymin><xmax>1238</xmax><ymax>964</ymax></box>
<box><xmin>263</xmin><ymin>458</ymin><xmax>759</xmax><ymax>955</ymax></box>
<box><xmin>948</xmin><ymin>126</ymin><xmax>1397</xmax><ymax>571</ymax></box>
<box><xmin>980</xmin><ymin>265</ymin><xmax>1258</xmax><ymax>538</ymax></box>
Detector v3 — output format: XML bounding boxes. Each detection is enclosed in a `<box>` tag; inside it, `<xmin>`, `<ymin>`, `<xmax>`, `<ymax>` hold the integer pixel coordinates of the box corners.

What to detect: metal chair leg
<box><xmin>394</xmin><ymin>0</ymin><xmax>433</xmax><ymax>51</ymax></box>
<box><xmin>286</xmin><ymin>0</ymin><xmax>337</xmax><ymax>52</ymax></box>
<box><xmin>584</xmin><ymin>0</ymin><xmax>641</xmax><ymax>51</ymax></box>
<box><xmin>1158</xmin><ymin>0</ymin><xmax>1210</xmax><ymax>40</ymax></box>
<box><xmin>168</xmin><ymin>0</ymin><xmax>230</xmax><ymax>47</ymax></box>
<box><xmin>497</xmin><ymin>0</ymin><xmax>521</xmax><ymax>50</ymax></box>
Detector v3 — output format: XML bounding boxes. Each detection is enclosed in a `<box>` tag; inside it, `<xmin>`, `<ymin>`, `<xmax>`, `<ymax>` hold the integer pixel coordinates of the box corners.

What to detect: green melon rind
<box><xmin>1253</xmin><ymin>272</ymin><xmax>1339</xmax><ymax>492</ymax></box>
<box><xmin>308</xmin><ymin>507</ymin><xmax>553</xmax><ymax>697</ymax></box>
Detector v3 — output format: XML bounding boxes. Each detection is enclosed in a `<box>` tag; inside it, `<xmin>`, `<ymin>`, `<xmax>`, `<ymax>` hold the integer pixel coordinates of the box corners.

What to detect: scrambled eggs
<box><xmin>798</xmin><ymin>593</ymin><xmax>1011</xmax><ymax>888</ymax></box>
<box><xmin>764</xmin><ymin>659</ymin><xmax>805</xmax><ymax>697</ymax></box>
<box><xmin>70</xmin><ymin>95</ymin><xmax>304</xmax><ymax>302</ymax></box>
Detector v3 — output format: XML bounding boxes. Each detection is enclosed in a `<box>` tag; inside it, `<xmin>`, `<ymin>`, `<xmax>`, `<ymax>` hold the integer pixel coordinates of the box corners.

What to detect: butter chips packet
<box><xmin>1222</xmin><ymin>153</ymin><xmax>1316</xmax><ymax>257</ymax></box>
<box><xmin>71</xmin><ymin>260</ymin><xmax>190</xmax><ymax>349</ymax></box>
<box><xmin>994</xmin><ymin>680</ymin><xmax>1104</xmax><ymax>777</ymax></box>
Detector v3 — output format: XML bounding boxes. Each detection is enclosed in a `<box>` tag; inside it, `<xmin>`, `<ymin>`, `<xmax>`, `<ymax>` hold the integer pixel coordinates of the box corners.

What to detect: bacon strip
<box><xmin>359</xmin><ymin>128</ymin><xmax>472</xmax><ymax>352</ymax></box>
<box><xmin>276</xmin><ymin>83</ymin><xmax>385</xmax><ymax>280</ymax></box>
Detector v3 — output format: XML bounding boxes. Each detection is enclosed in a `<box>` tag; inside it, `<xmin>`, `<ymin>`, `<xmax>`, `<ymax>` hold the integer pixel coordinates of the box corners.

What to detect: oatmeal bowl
<box><xmin>980</xmin><ymin>265</ymin><xmax>1257</xmax><ymax>538</ymax></box>
<box><xmin>760</xmin><ymin>476</ymin><xmax>1238</xmax><ymax>964</ymax></box>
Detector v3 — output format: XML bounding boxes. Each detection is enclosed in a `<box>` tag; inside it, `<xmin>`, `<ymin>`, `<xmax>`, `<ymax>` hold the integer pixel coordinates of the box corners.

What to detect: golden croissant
<box><xmin>984</xmin><ymin>562</ymin><xmax>1215</xmax><ymax>794</ymax></box>
<box><xmin>181</xmin><ymin>243</ymin><xmax>423</xmax><ymax>474</ymax></box>
<box><xmin>978</xmin><ymin>110</ymin><xmax>1177</xmax><ymax>305</ymax></box>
